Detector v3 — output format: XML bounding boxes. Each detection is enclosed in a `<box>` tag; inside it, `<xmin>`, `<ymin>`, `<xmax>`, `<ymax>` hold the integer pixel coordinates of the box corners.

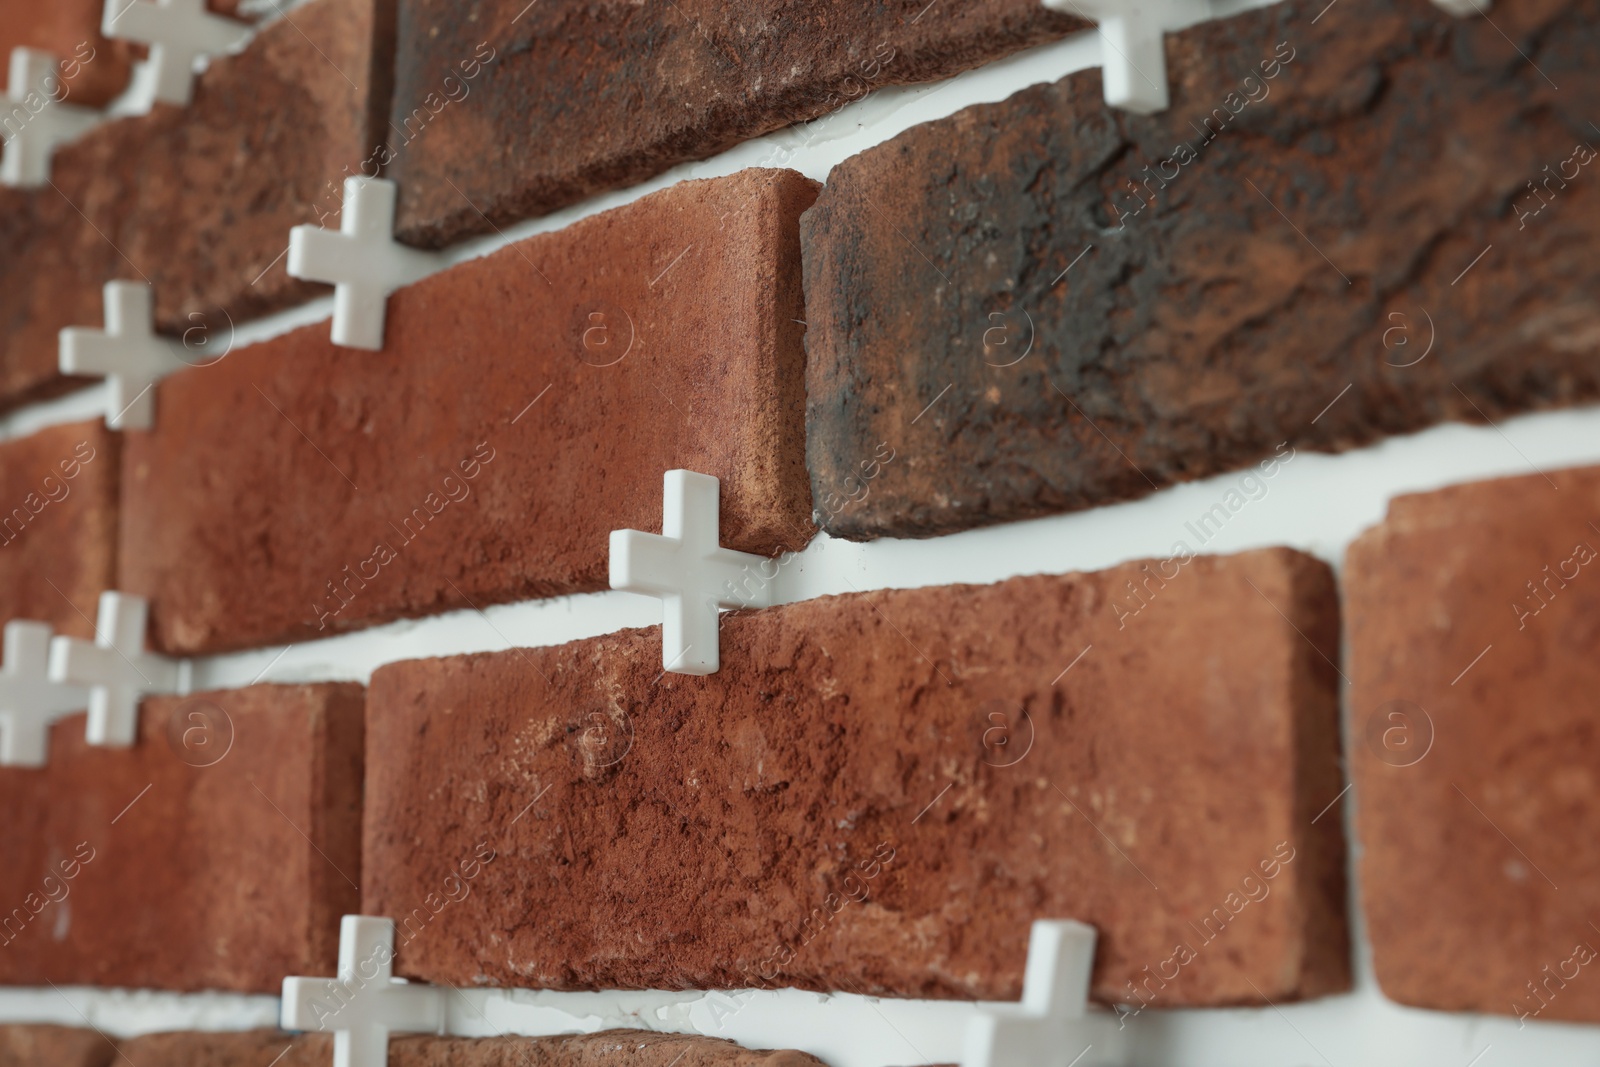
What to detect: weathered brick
<box><xmin>0</xmin><ymin>420</ymin><xmax>117</xmax><ymax>639</ymax></box>
<box><xmin>802</xmin><ymin>0</ymin><xmax>1600</xmax><ymax>541</ymax></box>
<box><xmin>0</xmin><ymin>0</ymin><xmax>392</xmax><ymax>407</ymax></box>
<box><xmin>115</xmin><ymin>1030</ymin><xmax>826</xmax><ymax>1066</ymax></box>
<box><xmin>385</xmin><ymin>0</ymin><xmax>1087</xmax><ymax>247</ymax></box>
<box><xmin>0</xmin><ymin>683</ymin><xmax>363</xmax><ymax>992</ymax></box>
<box><xmin>120</xmin><ymin>168</ymin><xmax>817</xmax><ymax>655</ymax></box>
<box><xmin>0</xmin><ymin>1025</ymin><xmax>112</xmax><ymax>1067</ymax></box>
<box><xmin>366</xmin><ymin>548</ymin><xmax>1348</xmax><ymax>1007</ymax></box>
<box><xmin>1348</xmin><ymin>464</ymin><xmax>1600</xmax><ymax>1021</ymax></box>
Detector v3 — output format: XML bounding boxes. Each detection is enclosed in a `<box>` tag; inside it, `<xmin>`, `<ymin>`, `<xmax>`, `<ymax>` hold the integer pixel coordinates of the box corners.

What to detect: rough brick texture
<box><xmin>0</xmin><ymin>0</ymin><xmax>392</xmax><ymax>408</ymax></box>
<box><xmin>0</xmin><ymin>1025</ymin><xmax>111</xmax><ymax>1067</ymax></box>
<box><xmin>386</xmin><ymin>0</ymin><xmax>1087</xmax><ymax>247</ymax></box>
<box><xmin>0</xmin><ymin>420</ymin><xmax>117</xmax><ymax>639</ymax></box>
<box><xmin>802</xmin><ymin>0</ymin><xmax>1600</xmax><ymax>541</ymax></box>
<box><xmin>1348</xmin><ymin>464</ymin><xmax>1600</xmax><ymax>1021</ymax></box>
<box><xmin>0</xmin><ymin>683</ymin><xmax>363</xmax><ymax>992</ymax></box>
<box><xmin>115</xmin><ymin>1030</ymin><xmax>825</xmax><ymax>1066</ymax></box>
<box><xmin>366</xmin><ymin>548</ymin><xmax>1348</xmax><ymax>1007</ymax></box>
<box><xmin>121</xmin><ymin>169</ymin><xmax>817</xmax><ymax>655</ymax></box>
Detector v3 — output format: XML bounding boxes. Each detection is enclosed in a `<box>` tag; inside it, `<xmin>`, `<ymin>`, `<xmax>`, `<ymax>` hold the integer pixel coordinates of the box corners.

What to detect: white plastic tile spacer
<box><xmin>0</xmin><ymin>621</ymin><xmax>89</xmax><ymax>767</ymax></box>
<box><xmin>287</xmin><ymin>176</ymin><xmax>443</xmax><ymax>351</ymax></box>
<box><xmin>0</xmin><ymin>48</ymin><xmax>100</xmax><ymax>188</ymax></box>
<box><xmin>1430</xmin><ymin>0</ymin><xmax>1489</xmax><ymax>15</ymax></box>
<box><xmin>963</xmin><ymin>920</ymin><xmax>1099</xmax><ymax>1067</ymax></box>
<box><xmin>282</xmin><ymin>915</ymin><xmax>446</xmax><ymax>1067</ymax></box>
<box><xmin>47</xmin><ymin>591</ymin><xmax>183</xmax><ymax>748</ymax></box>
<box><xmin>59</xmin><ymin>281</ymin><xmax>185</xmax><ymax>431</ymax></box>
<box><xmin>610</xmin><ymin>469</ymin><xmax>776</xmax><ymax>676</ymax></box>
<box><xmin>101</xmin><ymin>0</ymin><xmax>253</xmax><ymax>108</ymax></box>
<box><xmin>1040</xmin><ymin>0</ymin><xmax>1213</xmax><ymax>114</ymax></box>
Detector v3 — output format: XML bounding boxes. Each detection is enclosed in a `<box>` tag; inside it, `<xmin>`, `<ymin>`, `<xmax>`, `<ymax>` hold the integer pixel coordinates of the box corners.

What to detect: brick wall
<box><xmin>1</xmin><ymin>0</ymin><xmax>1598</xmax><ymax>1063</ymax></box>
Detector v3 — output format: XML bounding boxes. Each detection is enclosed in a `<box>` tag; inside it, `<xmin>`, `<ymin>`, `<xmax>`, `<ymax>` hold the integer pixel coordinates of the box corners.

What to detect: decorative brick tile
<box><xmin>120</xmin><ymin>168</ymin><xmax>817</xmax><ymax>655</ymax></box>
<box><xmin>1</xmin><ymin>0</ymin><xmax>393</xmax><ymax>408</ymax></box>
<box><xmin>801</xmin><ymin>0</ymin><xmax>1600</xmax><ymax>541</ymax></box>
<box><xmin>1347</xmin><ymin>464</ymin><xmax>1600</xmax><ymax>1022</ymax></box>
<box><xmin>365</xmin><ymin>548</ymin><xmax>1348</xmax><ymax>1007</ymax></box>
<box><xmin>0</xmin><ymin>420</ymin><xmax>117</xmax><ymax>639</ymax></box>
<box><xmin>0</xmin><ymin>1024</ymin><xmax>112</xmax><ymax>1067</ymax></box>
<box><xmin>0</xmin><ymin>683</ymin><xmax>363</xmax><ymax>992</ymax></box>
<box><xmin>384</xmin><ymin>0</ymin><xmax>1087</xmax><ymax>247</ymax></box>
<box><xmin>115</xmin><ymin>1030</ymin><xmax>827</xmax><ymax>1065</ymax></box>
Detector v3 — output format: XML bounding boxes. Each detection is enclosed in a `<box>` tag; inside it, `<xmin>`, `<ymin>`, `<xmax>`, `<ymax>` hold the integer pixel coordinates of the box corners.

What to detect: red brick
<box><xmin>120</xmin><ymin>168</ymin><xmax>817</xmax><ymax>655</ymax></box>
<box><xmin>366</xmin><ymin>548</ymin><xmax>1348</xmax><ymax>1007</ymax></box>
<box><xmin>1347</xmin><ymin>464</ymin><xmax>1600</xmax><ymax>1021</ymax></box>
<box><xmin>0</xmin><ymin>1025</ymin><xmax>112</xmax><ymax>1067</ymax></box>
<box><xmin>0</xmin><ymin>420</ymin><xmax>117</xmax><ymax>639</ymax></box>
<box><xmin>0</xmin><ymin>683</ymin><xmax>363</xmax><ymax>992</ymax></box>
<box><xmin>802</xmin><ymin>0</ymin><xmax>1600</xmax><ymax>542</ymax></box>
<box><xmin>114</xmin><ymin>1030</ymin><xmax>826</xmax><ymax>1066</ymax></box>
<box><xmin>386</xmin><ymin>0</ymin><xmax>1086</xmax><ymax>247</ymax></box>
<box><xmin>0</xmin><ymin>0</ymin><xmax>393</xmax><ymax>407</ymax></box>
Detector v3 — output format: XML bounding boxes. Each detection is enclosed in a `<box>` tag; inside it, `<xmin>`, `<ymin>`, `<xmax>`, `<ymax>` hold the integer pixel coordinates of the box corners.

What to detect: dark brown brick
<box><xmin>385</xmin><ymin>0</ymin><xmax>1087</xmax><ymax>247</ymax></box>
<box><xmin>120</xmin><ymin>168</ymin><xmax>817</xmax><ymax>655</ymax></box>
<box><xmin>0</xmin><ymin>0</ymin><xmax>393</xmax><ymax>408</ymax></box>
<box><xmin>0</xmin><ymin>185</ymin><xmax>108</xmax><ymax>409</ymax></box>
<box><xmin>365</xmin><ymin>548</ymin><xmax>1348</xmax><ymax>1007</ymax></box>
<box><xmin>0</xmin><ymin>683</ymin><xmax>363</xmax><ymax>992</ymax></box>
<box><xmin>114</xmin><ymin>1030</ymin><xmax>825</xmax><ymax>1066</ymax></box>
<box><xmin>0</xmin><ymin>1025</ymin><xmax>112</xmax><ymax>1067</ymax></box>
<box><xmin>0</xmin><ymin>420</ymin><xmax>117</xmax><ymax>639</ymax></box>
<box><xmin>1348</xmin><ymin>464</ymin><xmax>1600</xmax><ymax>1022</ymax></box>
<box><xmin>802</xmin><ymin>0</ymin><xmax>1600</xmax><ymax>541</ymax></box>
